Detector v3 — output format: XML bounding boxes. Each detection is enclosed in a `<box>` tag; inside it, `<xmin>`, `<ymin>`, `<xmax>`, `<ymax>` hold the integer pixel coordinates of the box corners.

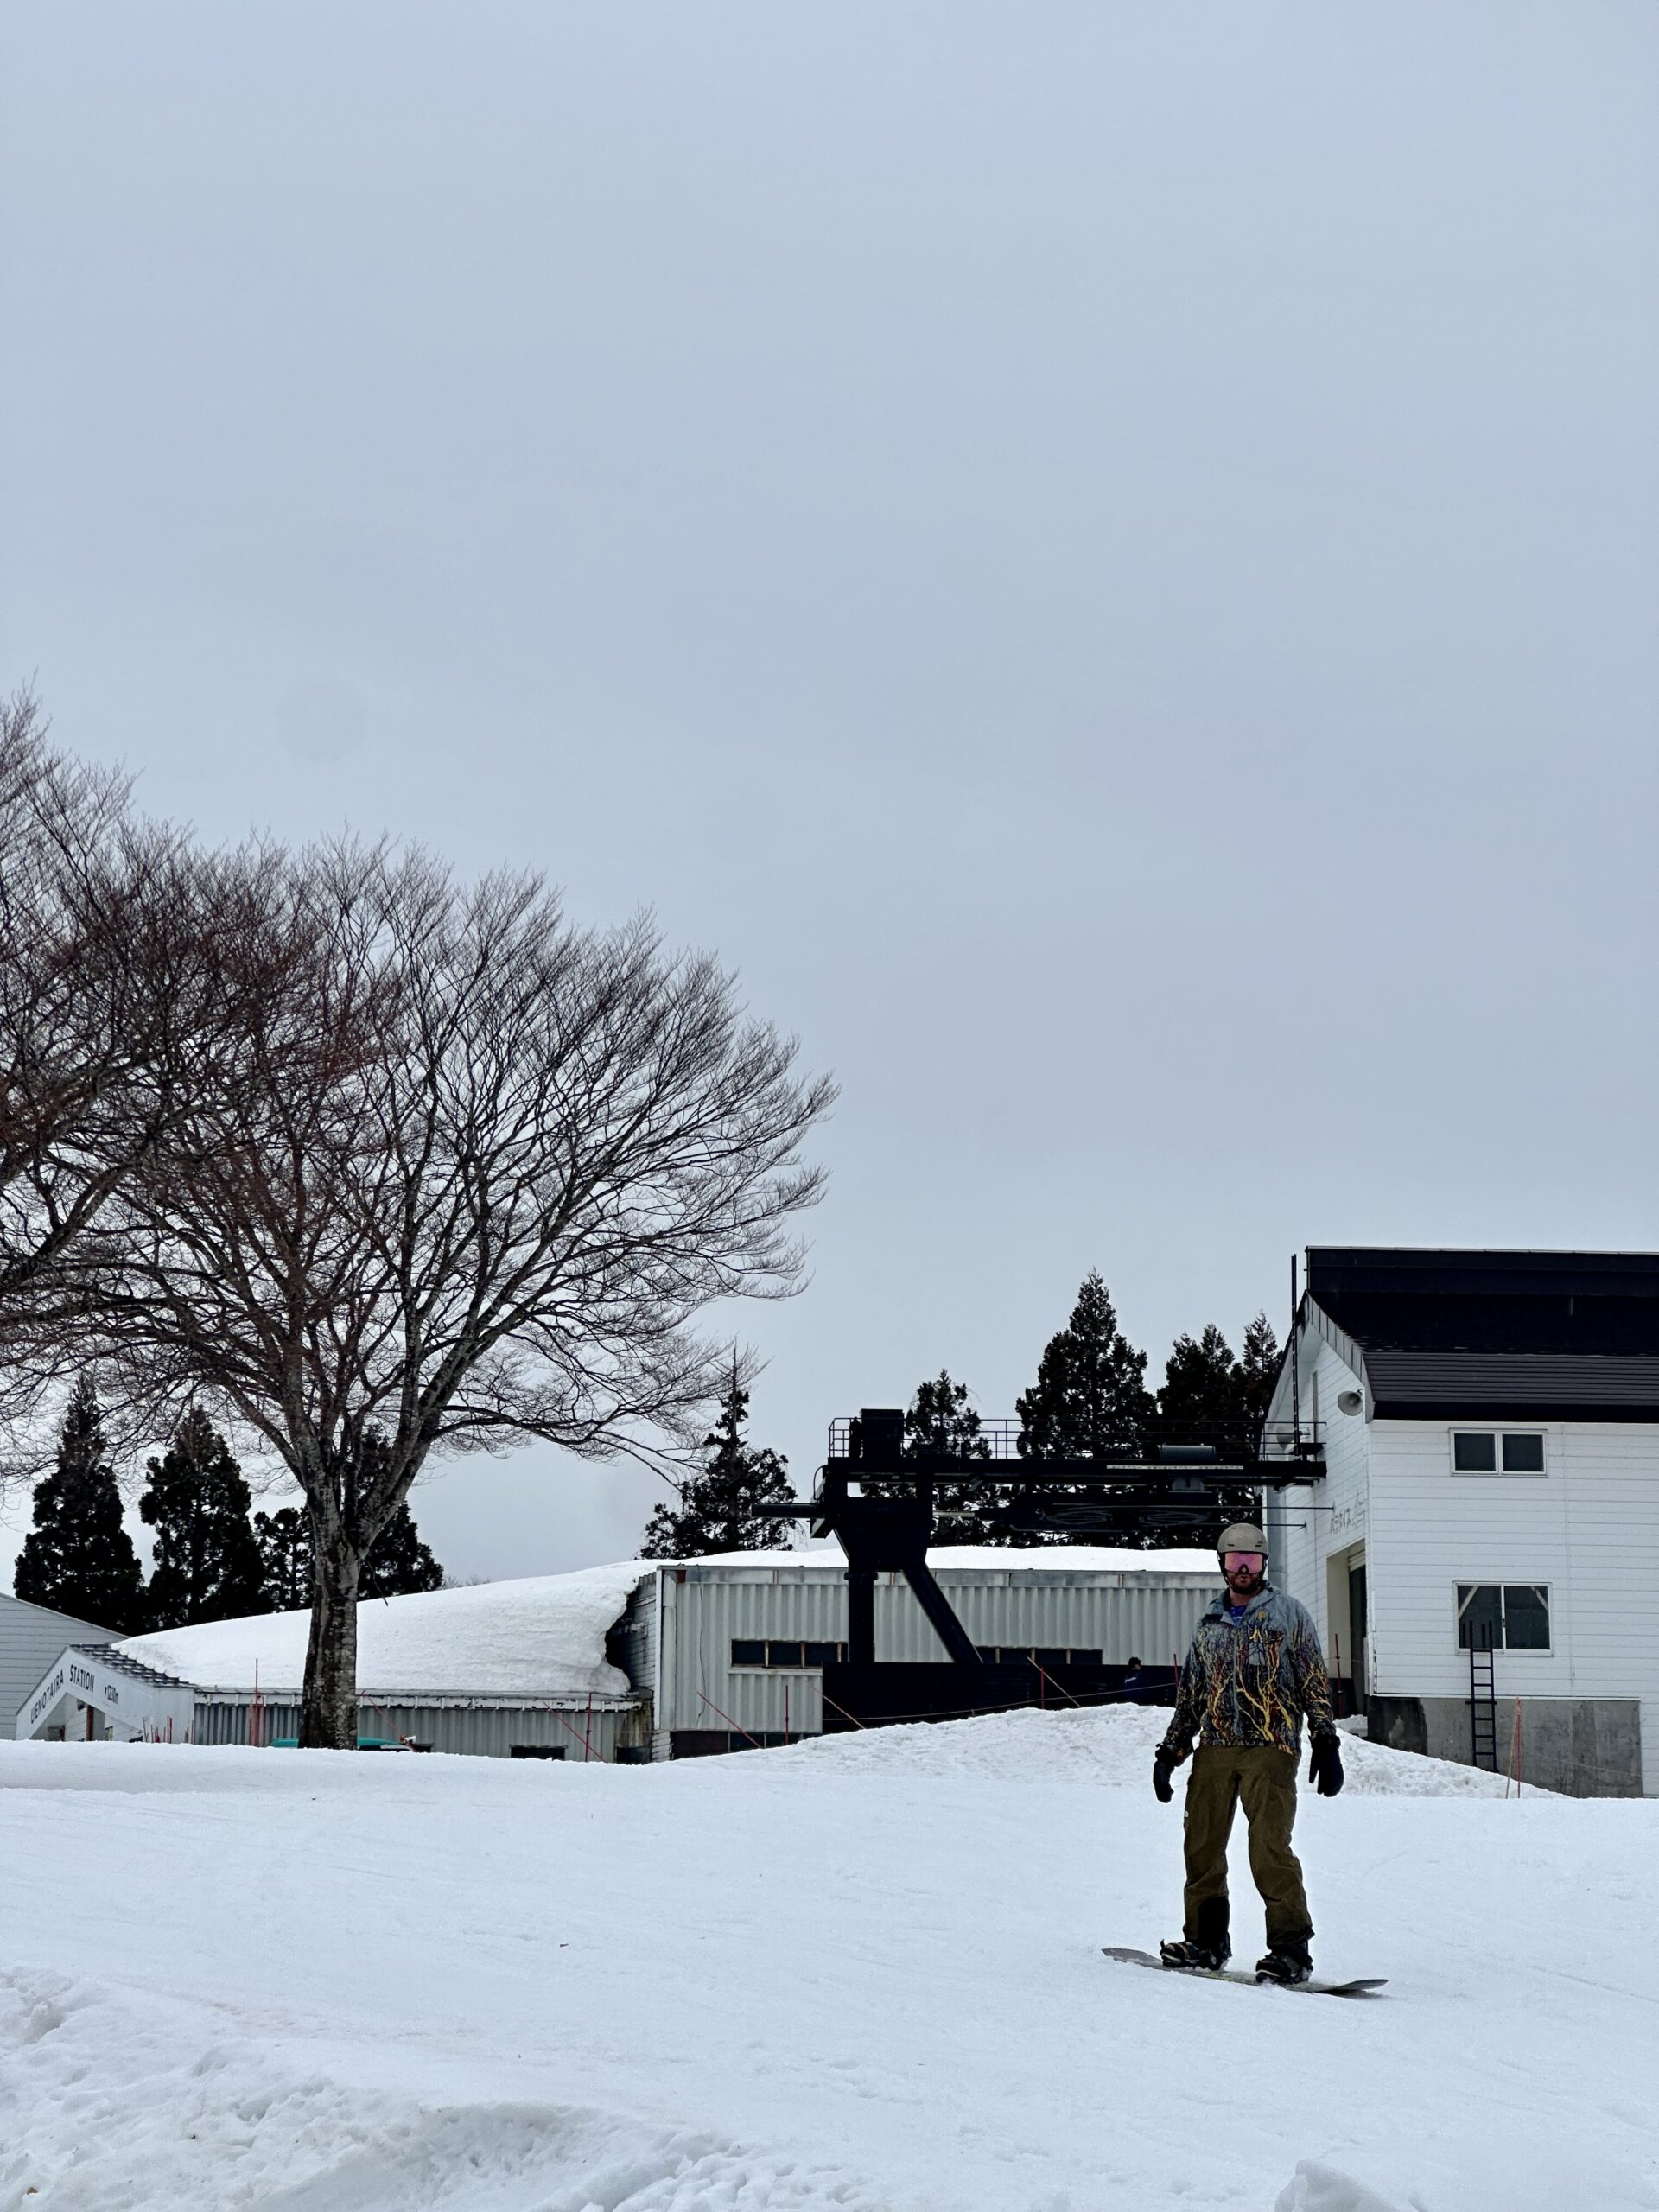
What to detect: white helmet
<box><xmin>1217</xmin><ymin>1522</ymin><xmax>1267</xmax><ymax>1556</ymax></box>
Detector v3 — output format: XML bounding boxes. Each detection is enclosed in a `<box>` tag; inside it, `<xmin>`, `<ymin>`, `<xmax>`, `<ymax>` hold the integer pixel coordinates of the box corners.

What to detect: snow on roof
<box><xmin>673</xmin><ymin>1545</ymin><xmax>1219</xmax><ymax>1578</ymax></box>
<box><xmin>118</xmin><ymin>1560</ymin><xmax>657</xmax><ymax>1701</ymax></box>
<box><xmin>115</xmin><ymin>1544</ymin><xmax>1224</xmax><ymax>1700</ymax></box>
<box><xmin>925</xmin><ymin>1545</ymin><xmax>1218</xmax><ymax>1577</ymax></box>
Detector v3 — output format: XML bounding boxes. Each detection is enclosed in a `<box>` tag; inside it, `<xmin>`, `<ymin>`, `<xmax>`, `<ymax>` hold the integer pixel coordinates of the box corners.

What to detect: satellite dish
<box><xmin>1336</xmin><ymin>1389</ymin><xmax>1363</xmax><ymax>1416</ymax></box>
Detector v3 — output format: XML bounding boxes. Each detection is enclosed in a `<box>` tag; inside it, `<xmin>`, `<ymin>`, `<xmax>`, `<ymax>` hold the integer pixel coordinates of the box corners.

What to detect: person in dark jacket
<box><xmin>1152</xmin><ymin>1522</ymin><xmax>1343</xmax><ymax>1985</ymax></box>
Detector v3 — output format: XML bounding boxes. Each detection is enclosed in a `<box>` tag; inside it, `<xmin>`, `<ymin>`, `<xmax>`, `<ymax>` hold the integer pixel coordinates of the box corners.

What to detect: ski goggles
<box><xmin>1223</xmin><ymin>1551</ymin><xmax>1264</xmax><ymax>1573</ymax></box>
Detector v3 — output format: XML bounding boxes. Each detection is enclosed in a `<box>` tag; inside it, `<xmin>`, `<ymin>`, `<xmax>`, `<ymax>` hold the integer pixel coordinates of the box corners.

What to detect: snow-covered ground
<box><xmin>3</xmin><ymin>1707</ymin><xmax>1654</xmax><ymax>2212</ymax></box>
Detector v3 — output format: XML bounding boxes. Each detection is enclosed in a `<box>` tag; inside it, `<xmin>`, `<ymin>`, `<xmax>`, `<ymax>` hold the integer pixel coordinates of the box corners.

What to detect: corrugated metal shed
<box><xmin>649</xmin><ymin>1554</ymin><xmax>1217</xmax><ymax>1748</ymax></box>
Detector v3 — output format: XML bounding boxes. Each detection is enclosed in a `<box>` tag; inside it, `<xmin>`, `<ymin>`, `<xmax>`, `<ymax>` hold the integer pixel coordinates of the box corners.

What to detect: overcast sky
<box><xmin>3</xmin><ymin>3</ymin><xmax>1656</xmax><ymax>1586</ymax></box>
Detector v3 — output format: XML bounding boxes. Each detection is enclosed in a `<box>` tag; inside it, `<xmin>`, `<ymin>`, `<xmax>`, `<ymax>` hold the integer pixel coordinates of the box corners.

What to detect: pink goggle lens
<box><xmin>1224</xmin><ymin>1552</ymin><xmax>1264</xmax><ymax>1573</ymax></box>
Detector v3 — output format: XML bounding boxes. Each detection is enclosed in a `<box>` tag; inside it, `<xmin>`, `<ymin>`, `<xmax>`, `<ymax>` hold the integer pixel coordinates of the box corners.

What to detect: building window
<box><xmin>730</xmin><ymin>1639</ymin><xmax>847</xmax><ymax>1669</ymax></box>
<box><xmin>1456</xmin><ymin>1584</ymin><xmax>1550</xmax><ymax>1651</ymax></box>
<box><xmin>1452</xmin><ymin>1431</ymin><xmax>1546</xmax><ymax>1475</ymax></box>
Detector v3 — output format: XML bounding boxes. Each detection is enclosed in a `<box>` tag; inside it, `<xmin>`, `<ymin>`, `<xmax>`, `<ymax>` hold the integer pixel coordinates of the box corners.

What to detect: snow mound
<box><xmin>118</xmin><ymin>1560</ymin><xmax>655</xmax><ymax>1700</ymax></box>
<box><xmin>0</xmin><ymin>1964</ymin><xmax>887</xmax><ymax>2212</ymax></box>
<box><xmin>772</xmin><ymin>1700</ymin><xmax>1550</xmax><ymax>1795</ymax></box>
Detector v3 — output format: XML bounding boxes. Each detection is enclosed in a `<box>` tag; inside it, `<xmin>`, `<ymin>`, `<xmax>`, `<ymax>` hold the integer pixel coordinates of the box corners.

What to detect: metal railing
<box><xmin>827</xmin><ymin>1413</ymin><xmax>1325</xmax><ymax>1474</ymax></box>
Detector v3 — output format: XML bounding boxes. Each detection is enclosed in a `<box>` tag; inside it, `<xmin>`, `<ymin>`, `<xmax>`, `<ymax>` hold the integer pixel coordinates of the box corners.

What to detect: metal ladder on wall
<box><xmin>1469</xmin><ymin>1630</ymin><xmax>1498</xmax><ymax>1771</ymax></box>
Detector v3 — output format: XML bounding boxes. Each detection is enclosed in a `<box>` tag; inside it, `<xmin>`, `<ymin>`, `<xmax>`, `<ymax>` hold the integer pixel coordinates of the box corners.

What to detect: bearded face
<box><xmin>1223</xmin><ymin>1549</ymin><xmax>1265</xmax><ymax>1600</ymax></box>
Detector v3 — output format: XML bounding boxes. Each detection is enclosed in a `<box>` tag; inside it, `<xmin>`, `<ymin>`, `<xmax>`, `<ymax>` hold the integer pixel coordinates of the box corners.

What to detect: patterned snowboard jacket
<box><xmin>1159</xmin><ymin>1581</ymin><xmax>1336</xmax><ymax>1762</ymax></box>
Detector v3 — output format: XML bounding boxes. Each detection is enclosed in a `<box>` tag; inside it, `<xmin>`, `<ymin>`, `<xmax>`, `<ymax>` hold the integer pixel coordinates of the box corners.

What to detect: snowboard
<box><xmin>1103</xmin><ymin>1947</ymin><xmax>1387</xmax><ymax>1999</ymax></box>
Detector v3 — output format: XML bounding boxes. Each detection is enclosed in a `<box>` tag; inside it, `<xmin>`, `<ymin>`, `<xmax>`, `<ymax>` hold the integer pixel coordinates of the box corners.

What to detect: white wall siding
<box><xmin>1271</xmin><ymin>1332</ymin><xmax>1370</xmax><ymax>1665</ymax></box>
<box><xmin>1365</xmin><ymin>1417</ymin><xmax>1659</xmax><ymax>1794</ymax></box>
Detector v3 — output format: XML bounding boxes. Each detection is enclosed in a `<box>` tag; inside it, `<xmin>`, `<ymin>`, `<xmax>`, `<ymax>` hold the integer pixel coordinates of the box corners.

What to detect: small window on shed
<box><xmin>804</xmin><ymin>1642</ymin><xmax>843</xmax><ymax>1666</ymax></box>
<box><xmin>1069</xmin><ymin>1649</ymin><xmax>1103</xmax><ymax>1667</ymax></box>
<box><xmin>1502</xmin><ymin>1433</ymin><xmax>1546</xmax><ymax>1474</ymax></box>
<box><xmin>1034</xmin><ymin>1649</ymin><xmax>1069</xmax><ymax>1670</ymax></box>
<box><xmin>731</xmin><ymin>1639</ymin><xmax>766</xmax><ymax>1666</ymax></box>
<box><xmin>766</xmin><ymin>1641</ymin><xmax>805</xmax><ymax>1669</ymax></box>
<box><xmin>1452</xmin><ymin>1433</ymin><xmax>1497</xmax><ymax>1471</ymax></box>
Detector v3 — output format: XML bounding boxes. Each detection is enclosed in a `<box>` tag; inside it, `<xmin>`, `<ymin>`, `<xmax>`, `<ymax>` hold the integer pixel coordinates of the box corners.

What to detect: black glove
<box><xmin>1309</xmin><ymin>1732</ymin><xmax>1344</xmax><ymax>1797</ymax></box>
<box><xmin>1153</xmin><ymin>1748</ymin><xmax>1176</xmax><ymax>1804</ymax></box>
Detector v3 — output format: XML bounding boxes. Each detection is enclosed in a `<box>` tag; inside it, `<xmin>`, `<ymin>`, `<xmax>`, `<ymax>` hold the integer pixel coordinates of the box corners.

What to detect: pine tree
<box><xmin>1158</xmin><ymin>1324</ymin><xmax>1241</xmax><ymax>1430</ymax></box>
<box><xmin>1017</xmin><ymin>1271</ymin><xmax>1153</xmax><ymax>1457</ymax></box>
<box><xmin>359</xmin><ymin>1502</ymin><xmax>444</xmax><ymax>1596</ymax></box>
<box><xmin>1157</xmin><ymin>1314</ymin><xmax>1281</xmax><ymax>1540</ymax></box>
<box><xmin>253</xmin><ymin>1507</ymin><xmax>312</xmax><ymax>1610</ymax></box>
<box><xmin>252</xmin><ymin>1492</ymin><xmax>444</xmax><ymax>1607</ymax></box>
<box><xmin>1014</xmin><ymin>1271</ymin><xmax>1155</xmax><ymax>1547</ymax></box>
<box><xmin>13</xmin><ymin>1376</ymin><xmax>146</xmax><ymax>1630</ymax></box>
<box><xmin>639</xmin><ymin>1370</ymin><xmax>792</xmax><ymax>1558</ymax></box>
<box><xmin>1237</xmin><ymin>1311</ymin><xmax>1281</xmax><ymax>1435</ymax></box>
<box><xmin>868</xmin><ymin>1370</ymin><xmax>1011</xmax><ymax>1543</ymax></box>
<box><xmin>140</xmin><ymin>1408</ymin><xmax>267</xmax><ymax>1630</ymax></box>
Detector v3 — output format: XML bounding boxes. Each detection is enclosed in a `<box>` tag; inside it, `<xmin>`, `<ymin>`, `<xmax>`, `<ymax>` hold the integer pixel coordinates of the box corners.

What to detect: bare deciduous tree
<box><xmin>0</xmin><ymin>694</ymin><xmax>247</xmax><ymax>1468</ymax></box>
<box><xmin>102</xmin><ymin>844</ymin><xmax>833</xmax><ymax>1746</ymax></box>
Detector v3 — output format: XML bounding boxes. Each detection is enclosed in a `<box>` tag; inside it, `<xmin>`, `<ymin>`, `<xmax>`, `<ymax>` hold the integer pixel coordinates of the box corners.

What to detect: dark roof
<box><xmin>1306</xmin><ymin>1249</ymin><xmax>1659</xmax><ymax>1420</ymax></box>
<box><xmin>73</xmin><ymin>1643</ymin><xmax>194</xmax><ymax>1692</ymax></box>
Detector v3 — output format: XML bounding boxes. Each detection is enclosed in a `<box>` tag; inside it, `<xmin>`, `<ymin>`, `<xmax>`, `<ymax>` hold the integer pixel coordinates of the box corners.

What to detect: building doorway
<box><xmin>1346</xmin><ymin>1556</ymin><xmax>1368</xmax><ymax>1716</ymax></box>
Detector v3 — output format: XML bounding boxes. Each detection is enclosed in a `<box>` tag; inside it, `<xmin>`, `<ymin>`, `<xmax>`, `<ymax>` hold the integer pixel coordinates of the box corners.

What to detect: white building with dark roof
<box><xmin>1266</xmin><ymin>1248</ymin><xmax>1659</xmax><ymax>1796</ymax></box>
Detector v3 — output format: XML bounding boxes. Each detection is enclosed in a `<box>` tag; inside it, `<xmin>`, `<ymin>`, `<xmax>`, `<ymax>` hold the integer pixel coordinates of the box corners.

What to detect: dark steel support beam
<box><xmin>847</xmin><ymin>1567</ymin><xmax>877</xmax><ymax>1666</ymax></box>
<box><xmin>900</xmin><ymin>1560</ymin><xmax>983</xmax><ymax>1668</ymax></box>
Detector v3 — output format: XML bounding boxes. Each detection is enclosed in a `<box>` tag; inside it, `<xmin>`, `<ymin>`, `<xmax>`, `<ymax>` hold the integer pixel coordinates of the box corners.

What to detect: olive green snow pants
<box><xmin>1182</xmin><ymin>1745</ymin><xmax>1312</xmax><ymax>1952</ymax></box>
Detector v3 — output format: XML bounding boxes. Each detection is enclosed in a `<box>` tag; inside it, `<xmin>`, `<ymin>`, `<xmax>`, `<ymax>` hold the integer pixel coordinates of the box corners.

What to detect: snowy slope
<box><xmin>781</xmin><ymin>1700</ymin><xmax>1553</xmax><ymax>1795</ymax></box>
<box><xmin>3</xmin><ymin>1707</ymin><xmax>1651</xmax><ymax>2212</ymax></box>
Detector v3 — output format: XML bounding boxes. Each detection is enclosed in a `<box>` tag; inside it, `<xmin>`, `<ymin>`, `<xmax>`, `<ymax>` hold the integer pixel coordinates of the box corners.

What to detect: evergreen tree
<box><xmin>252</xmin><ymin>1492</ymin><xmax>444</xmax><ymax>1607</ymax></box>
<box><xmin>1156</xmin><ymin>1313</ymin><xmax>1282</xmax><ymax>1540</ymax></box>
<box><xmin>1237</xmin><ymin>1311</ymin><xmax>1281</xmax><ymax>1434</ymax></box>
<box><xmin>140</xmin><ymin>1408</ymin><xmax>267</xmax><ymax>1630</ymax></box>
<box><xmin>639</xmin><ymin>1370</ymin><xmax>792</xmax><ymax>1557</ymax></box>
<box><xmin>13</xmin><ymin>1376</ymin><xmax>146</xmax><ymax>1630</ymax></box>
<box><xmin>1014</xmin><ymin>1271</ymin><xmax>1155</xmax><ymax>1547</ymax></box>
<box><xmin>877</xmin><ymin>1370</ymin><xmax>1011</xmax><ymax>1543</ymax></box>
<box><xmin>359</xmin><ymin>1501</ymin><xmax>444</xmax><ymax>1596</ymax></box>
<box><xmin>1017</xmin><ymin>1271</ymin><xmax>1153</xmax><ymax>1457</ymax></box>
<box><xmin>1158</xmin><ymin>1323</ymin><xmax>1242</xmax><ymax>1430</ymax></box>
<box><xmin>253</xmin><ymin>1507</ymin><xmax>312</xmax><ymax>1610</ymax></box>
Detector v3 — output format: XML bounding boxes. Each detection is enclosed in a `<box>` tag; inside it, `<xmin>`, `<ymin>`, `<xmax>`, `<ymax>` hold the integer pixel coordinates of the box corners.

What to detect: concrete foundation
<box><xmin>1368</xmin><ymin>1695</ymin><xmax>1642</xmax><ymax>1797</ymax></box>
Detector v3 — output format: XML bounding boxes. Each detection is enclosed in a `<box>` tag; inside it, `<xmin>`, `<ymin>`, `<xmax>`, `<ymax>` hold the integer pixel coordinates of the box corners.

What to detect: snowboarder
<box><xmin>1152</xmin><ymin>1522</ymin><xmax>1343</xmax><ymax>1986</ymax></box>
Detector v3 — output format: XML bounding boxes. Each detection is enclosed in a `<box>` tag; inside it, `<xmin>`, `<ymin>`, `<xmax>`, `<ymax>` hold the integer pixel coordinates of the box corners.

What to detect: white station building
<box><xmin>1268</xmin><ymin>1247</ymin><xmax>1658</xmax><ymax>1797</ymax></box>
